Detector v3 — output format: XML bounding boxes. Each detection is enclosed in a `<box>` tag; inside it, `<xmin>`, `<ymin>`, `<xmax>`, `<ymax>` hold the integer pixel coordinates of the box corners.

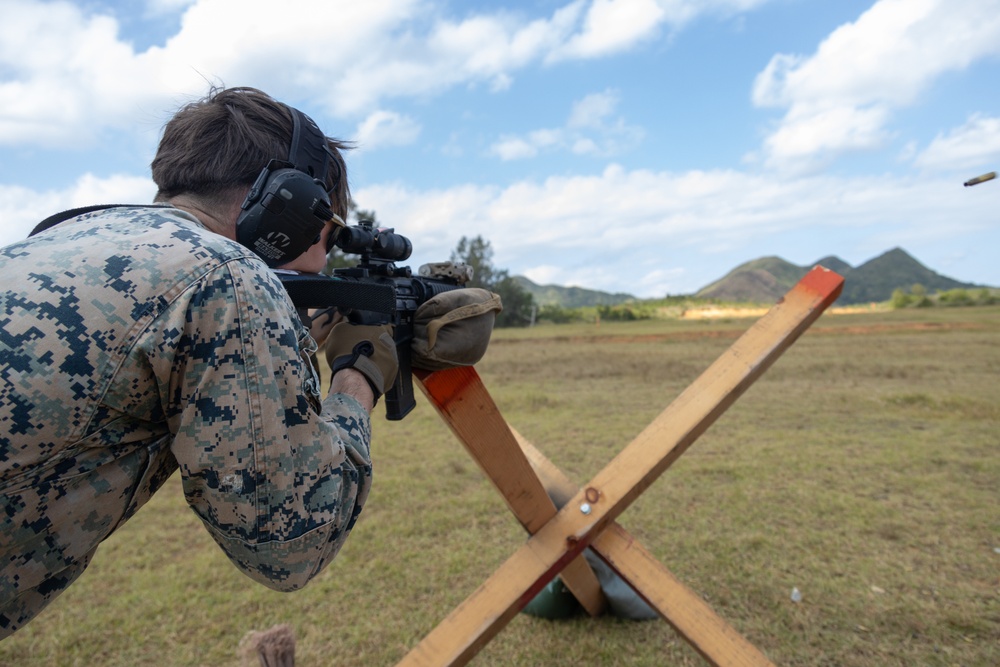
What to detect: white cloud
<box><xmin>0</xmin><ymin>1</ymin><xmax>157</xmax><ymax>147</ymax></box>
<box><xmin>70</xmin><ymin>173</ymin><xmax>159</xmax><ymax>206</ymax></box>
<box><xmin>521</xmin><ymin>265</ymin><xmax>564</xmax><ymax>285</ymax></box>
<box><xmin>760</xmin><ymin>105</ymin><xmax>890</xmax><ymax>169</ymax></box>
<box><xmin>491</xmin><ymin>137</ymin><xmax>541</xmax><ymax>160</ymax></box>
<box><xmin>552</xmin><ymin>0</ymin><xmax>667</xmax><ymax>60</ymax></box>
<box><xmin>548</xmin><ymin>0</ymin><xmax>771</xmax><ymax>61</ymax></box>
<box><xmin>354</xmin><ymin>110</ymin><xmax>422</xmax><ymax>150</ymax></box>
<box><xmin>145</xmin><ymin>0</ymin><xmax>197</xmax><ymax>15</ymax></box>
<box><xmin>489</xmin><ymin>73</ymin><xmax>514</xmax><ymax>92</ymax></box>
<box><xmin>355</xmin><ymin>163</ymin><xmax>997</xmax><ymax>296</ymax></box>
<box><xmin>0</xmin><ymin>173</ymin><xmax>157</xmax><ymax>248</ymax></box>
<box><xmin>913</xmin><ymin>114</ymin><xmax>1000</xmax><ymax>172</ymax></box>
<box><xmin>325</xmin><ymin>3</ymin><xmax>584</xmax><ymax>115</ymax></box>
<box><xmin>529</xmin><ymin>129</ymin><xmax>564</xmax><ymax>148</ymax></box>
<box><xmin>0</xmin><ymin>0</ymin><xmax>779</xmax><ymax>148</ymax></box>
<box><xmin>5</xmin><ymin>163</ymin><xmax>996</xmax><ymax>297</ymax></box>
<box><xmin>0</xmin><ymin>0</ymin><xmax>579</xmax><ymax>144</ymax></box>
<box><xmin>568</xmin><ymin>90</ymin><xmax>618</xmax><ymax>128</ymax></box>
<box><xmin>752</xmin><ymin>0</ymin><xmax>1000</xmax><ymax>172</ymax></box>
<box><xmin>571</xmin><ymin>137</ymin><xmax>600</xmax><ymax>155</ymax></box>
<box><xmin>489</xmin><ymin>89</ymin><xmax>643</xmax><ymax>160</ymax></box>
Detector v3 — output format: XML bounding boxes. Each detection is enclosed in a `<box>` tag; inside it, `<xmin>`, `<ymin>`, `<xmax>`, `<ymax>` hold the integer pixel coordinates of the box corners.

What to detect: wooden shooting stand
<box><xmin>398</xmin><ymin>266</ymin><xmax>844</xmax><ymax>667</ymax></box>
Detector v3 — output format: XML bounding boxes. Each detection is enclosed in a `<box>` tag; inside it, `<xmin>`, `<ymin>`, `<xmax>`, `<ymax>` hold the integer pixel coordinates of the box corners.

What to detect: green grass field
<box><xmin>2</xmin><ymin>306</ymin><xmax>998</xmax><ymax>666</ymax></box>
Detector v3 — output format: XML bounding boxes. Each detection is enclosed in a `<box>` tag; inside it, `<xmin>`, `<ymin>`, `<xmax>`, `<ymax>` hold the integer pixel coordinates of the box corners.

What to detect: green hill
<box><xmin>813</xmin><ymin>255</ymin><xmax>854</xmax><ymax>276</ymax></box>
<box><xmin>837</xmin><ymin>247</ymin><xmax>977</xmax><ymax>304</ymax></box>
<box><xmin>513</xmin><ymin>276</ymin><xmax>635</xmax><ymax>308</ymax></box>
<box><xmin>694</xmin><ymin>247</ymin><xmax>984</xmax><ymax>305</ymax></box>
<box><xmin>512</xmin><ymin>248</ymin><xmax>986</xmax><ymax>309</ymax></box>
<box><xmin>695</xmin><ymin>256</ymin><xmax>815</xmax><ymax>303</ymax></box>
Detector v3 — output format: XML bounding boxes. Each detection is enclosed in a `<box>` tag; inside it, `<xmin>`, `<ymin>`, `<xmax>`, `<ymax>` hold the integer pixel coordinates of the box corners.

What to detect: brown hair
<box><xmin>151</xmin><ymin>86</ymin><xmax>351</xmax><ymax>220</ymax></box>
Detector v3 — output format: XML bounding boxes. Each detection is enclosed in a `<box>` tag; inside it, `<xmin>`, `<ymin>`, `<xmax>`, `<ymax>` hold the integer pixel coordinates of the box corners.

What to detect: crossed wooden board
<box><xmin>397</xmin><ymin>266</ymin><xmax>844</xmax><ymax>667</ymax></box>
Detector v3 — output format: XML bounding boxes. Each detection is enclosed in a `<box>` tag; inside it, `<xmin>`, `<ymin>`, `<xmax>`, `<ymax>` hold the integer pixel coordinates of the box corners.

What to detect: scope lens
<box><xmin>334</xmin><ymin>226</ymin><xmax>375</xmax><ymax>254</ymax></box>
<box><xmin>375</xmin><ymin>231</ymin><xmax>412</xmax><ymax>261</ymax></box>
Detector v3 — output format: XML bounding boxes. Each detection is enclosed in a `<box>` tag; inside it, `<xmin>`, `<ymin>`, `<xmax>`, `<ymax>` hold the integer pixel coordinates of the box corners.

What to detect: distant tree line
<box><xmin>327</xmin><ymin>204</ymin><xmax>996</xmax><ymax>324</ymax></box>
<box><xmin>891</xmin><ymin>284</ymin><xmax>997</xmax><ymax>309</ymax></box>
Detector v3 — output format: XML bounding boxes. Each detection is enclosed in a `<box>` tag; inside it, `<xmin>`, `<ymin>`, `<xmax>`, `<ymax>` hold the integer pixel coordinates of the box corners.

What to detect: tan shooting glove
<box><xmin>324</xmin><ymin>322</ymin><xmax>399</xmax><ymax>399</ymax></box>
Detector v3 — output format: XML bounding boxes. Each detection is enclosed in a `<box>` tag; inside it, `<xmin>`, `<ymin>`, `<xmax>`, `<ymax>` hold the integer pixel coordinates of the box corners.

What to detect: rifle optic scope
<box><xmin>334</xmin><ymin>220</ymin><xmax>412</xmax><ymax>261</ymax></box>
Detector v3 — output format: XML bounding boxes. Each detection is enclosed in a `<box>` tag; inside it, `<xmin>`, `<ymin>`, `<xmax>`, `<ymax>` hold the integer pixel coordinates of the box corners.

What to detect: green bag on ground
<box><xmin>521</xmin><ymin>576</ymin><xmax>581</xmax><ymax>619</ymax></box>
<box><xmin>521</xmin><ymin>482</ymin><xmax>659</xmax><ymax>621</ymax></box>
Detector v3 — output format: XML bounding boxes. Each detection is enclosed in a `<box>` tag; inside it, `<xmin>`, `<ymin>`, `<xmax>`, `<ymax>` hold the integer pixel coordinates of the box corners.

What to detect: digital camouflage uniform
<box><xmin>0</xmin><ymin>206</ymin><xmax>372</xmax><ymax>638</ymax></box>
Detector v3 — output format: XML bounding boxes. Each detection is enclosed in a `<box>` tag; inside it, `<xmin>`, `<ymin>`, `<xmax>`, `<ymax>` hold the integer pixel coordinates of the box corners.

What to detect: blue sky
<box><xmin>1</xmin><ymin>0</ymin><xmax>998</xmax><ymax>298</ymax></box>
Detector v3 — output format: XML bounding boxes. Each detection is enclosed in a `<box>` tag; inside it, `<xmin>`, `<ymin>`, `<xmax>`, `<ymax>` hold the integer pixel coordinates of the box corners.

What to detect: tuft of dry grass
<box><xmin>1</xmin><ymin>306</ymin><xmax>998</xmax><ymax>666</ymax></box>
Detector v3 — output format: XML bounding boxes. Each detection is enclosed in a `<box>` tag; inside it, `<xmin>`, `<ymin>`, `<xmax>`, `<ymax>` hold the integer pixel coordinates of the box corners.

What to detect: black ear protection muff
<box><xmin>236</xmin><ymin>108</ymin><xmax>341</xmax><ymax>267</ymax></box>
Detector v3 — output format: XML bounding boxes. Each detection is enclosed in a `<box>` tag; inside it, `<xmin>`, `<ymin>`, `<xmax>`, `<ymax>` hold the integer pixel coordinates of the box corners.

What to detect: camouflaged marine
<box><xmin>0</xmin><ymin>205</ymin><xmax>374</xmax><ymax>638</ymax></box>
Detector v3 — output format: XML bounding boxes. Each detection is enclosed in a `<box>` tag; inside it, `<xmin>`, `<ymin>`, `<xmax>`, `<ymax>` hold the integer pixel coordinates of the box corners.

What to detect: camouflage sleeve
<box><xmin>140</xmin><ymin>257</ymin><xmax>372</xmax><ymax>591</ymax></box>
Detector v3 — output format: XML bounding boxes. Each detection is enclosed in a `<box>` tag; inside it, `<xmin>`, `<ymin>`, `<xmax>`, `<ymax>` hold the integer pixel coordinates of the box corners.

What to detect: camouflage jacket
<box><xmin>0</xmin><ymin>206</ymin><xmax>372</xmax><ymax>638</ymax></box>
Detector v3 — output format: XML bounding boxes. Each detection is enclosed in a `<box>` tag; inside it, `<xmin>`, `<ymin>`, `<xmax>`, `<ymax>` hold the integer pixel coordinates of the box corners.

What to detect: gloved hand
<box><xmin>324</xmin><ymin>322</ymin><xmax>398</xmax><ymax>400</ymax></box>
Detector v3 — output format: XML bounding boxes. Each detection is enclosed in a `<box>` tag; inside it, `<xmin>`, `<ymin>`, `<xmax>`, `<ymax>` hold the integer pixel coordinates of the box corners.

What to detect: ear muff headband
<box><xmin>236</xmin><ymin>108</ymin><xmax>337</xmax><ymax>267</ymax></box>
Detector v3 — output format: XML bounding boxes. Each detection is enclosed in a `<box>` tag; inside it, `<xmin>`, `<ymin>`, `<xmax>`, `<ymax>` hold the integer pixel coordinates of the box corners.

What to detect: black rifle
<box><xmin>275</xmin><ymin>220</ymin><xmax>470</xmax><ymax>420</ymax></box>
